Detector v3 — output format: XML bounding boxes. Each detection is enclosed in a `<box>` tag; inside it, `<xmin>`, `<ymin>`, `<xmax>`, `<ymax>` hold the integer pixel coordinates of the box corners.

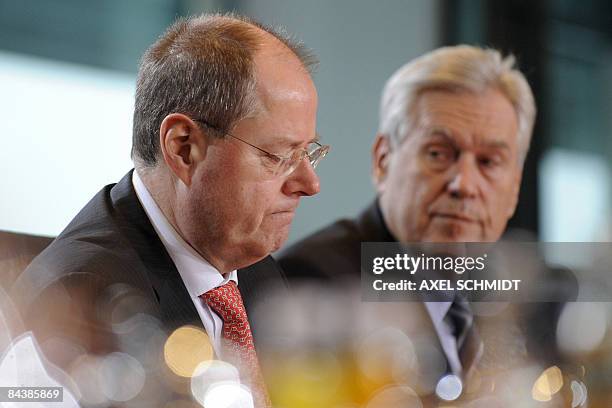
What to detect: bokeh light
<box><xmin>68</xmin><ymin>354</ymin><xmax>108</xmax><ymax>406</ymax></box>
<box><xmin>557</xmin><ymin>302</ymin><xmax>608</xmax><ymax>354</ymax></box>
<box><xmin>355</xmin><ymin>327</ymin><xmax>416</xmax><ymax>382</ymax></box>
<box><xmin>164</xmin><ymin>326</ymin><xmax>214</xmax><ymax>378</ymax></box>
<box><xmin>364</xmin><ymin>385</ymin><xmax>422</xmax><ymax>408</ymax></box>
<box><xmin>203</xmin><ymin>382</ymin><xmax>254</xmax><ymax>408</ymax></box>
<box><xmin>191</xmin><ymin>360</ymin><xmax>240</xmax><ymax>406</ymax></box>
<box><xmin>99</xmin><ymin>351</ymin><xmax>146</xmax><ymax>402</ymax></box>
<box><xmin>570</xmin><ymin>379</ymin><xmax>588</xmax><ymax>408</ymax></box>
<box><xmin>267</xmin><ymin>350</ymin><xmax>343</xmax><ymax>408</ymax></box>
<box><xmin>435</xmin><ymin>374</ymin><xmax>463</xmax><ymax>401</ymax></box>
<box><xmin>532</xmin><ymin>365</ymin><xmax>563</xmax><ymax>402</ymax></box>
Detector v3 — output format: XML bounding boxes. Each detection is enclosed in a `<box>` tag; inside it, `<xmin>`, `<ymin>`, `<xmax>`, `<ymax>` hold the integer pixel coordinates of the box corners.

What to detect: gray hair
<box><xmin>378</xmin><ymin>45</ymin><xmax>536</xmax><ymax>163</ymax></box>
<box><xmin>132</xmin><ymin>13</ymin><xmax>317</xmax><ymax>167</ymax></box>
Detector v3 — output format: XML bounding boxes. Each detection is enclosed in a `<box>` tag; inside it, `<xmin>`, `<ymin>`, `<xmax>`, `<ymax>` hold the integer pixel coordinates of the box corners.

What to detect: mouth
<box><xmin>271</xmin><ymin>202</ymin><xmax>299</xmax><ymax>215</ymax></box>
<box><xmin>432</xmin><ymin>212</ymin><xmax>478</xmax><ymax>223</ymax></box>
<box><xmin>268</xmin><ymin>209</ymin><xmax>297</xmax><ymax>223</ymax></box>
<box><xmin>271</xmin><ymin>208</ymin><xmax>297</xmax><ymax>215</ymax></box>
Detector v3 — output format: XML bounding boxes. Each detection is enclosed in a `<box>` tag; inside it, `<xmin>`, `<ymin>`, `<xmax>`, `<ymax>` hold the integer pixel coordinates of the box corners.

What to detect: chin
<box><xmin>243</xmin><ymin>235</ymin><xmax>286</xmax><ymax>261</ymax></box>
<box><xmin>426</xmin><ymin>228</ymin><xmax>483</xmax><ymax>243</ymax></box>
<box><xmin>271</xmin><ymin>234</ymin><xmax>290</xmax><ymax>253</ymax></box>
<box><xmin>236</xmin><ymin>224</ymin><xmax>290</xmax><ymax>261</ymax></box>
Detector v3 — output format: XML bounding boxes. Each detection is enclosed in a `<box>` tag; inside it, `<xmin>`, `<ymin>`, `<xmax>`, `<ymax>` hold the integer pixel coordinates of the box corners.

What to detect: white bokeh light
<box><xmin>203</xmin><ymin>382</ymin><xmax>254</xmax><ymax>408</ymax></box>
<box><xmin>191</xmin><ymin>360</ymin><xmax>241</xmax><ymax>406</ymax></box>
<box><xmin>99</xmin><ymin>352</ymin><xmax>146</xmax><ymax>402</ymax></box>
<box><xmin>557</xmin><ymin>302</ymin><xmax>608</xmax><ymax>354</ymax></box>
<box><xmin>435</xmin><ymin>374</ymin><xmax>463</xmax><ymax>401</ymax></box>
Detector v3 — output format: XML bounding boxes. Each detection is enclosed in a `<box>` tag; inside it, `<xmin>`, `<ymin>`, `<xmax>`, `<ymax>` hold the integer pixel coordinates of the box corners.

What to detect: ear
<box><xmin>371</xmin><ymin>133</ymin><xmax>392</xmax><ymax>193</ymax></box>
<box><xmin>159</xmin><ymin>113</ymin><xmax>207</xmax><ymax>186</ymax></box>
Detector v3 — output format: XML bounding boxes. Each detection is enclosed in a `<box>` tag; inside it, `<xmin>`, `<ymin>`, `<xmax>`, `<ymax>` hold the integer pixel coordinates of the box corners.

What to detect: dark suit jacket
<box><xmin>11</xmin><ymin>170</ymin><xmax>287</xmax><ymax>359</ymax></box>
<box><xmin>279</xmin><ymin>200</ymin><xmax>394</xmax><ymax>285</ymax></box>
<box><xmin>279</xmin><ymin>200</ymin><xmax>575</xmax><ymax>368</ymax></box>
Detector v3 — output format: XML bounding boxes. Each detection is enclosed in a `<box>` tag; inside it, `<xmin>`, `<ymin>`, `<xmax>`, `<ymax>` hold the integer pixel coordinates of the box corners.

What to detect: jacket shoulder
<box><xmin>278</xmin><ymin>218</ymin><xmax>363</xmax><ymax>282</ymax></box>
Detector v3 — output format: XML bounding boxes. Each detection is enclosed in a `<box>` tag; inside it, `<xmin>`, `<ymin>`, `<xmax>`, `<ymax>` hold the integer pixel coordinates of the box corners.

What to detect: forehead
<box><xmin>413</xmin><ymin>88</ymin><xmax>519</xmax><ymax>148</ymax></box>
<box><xmin>253</xmin><ymin>37</ymin><xmax>317</xmax><ymax>109</ymax></box>
<box><xmin>242</xmin><ymin>38</ymin><xmax>317</xmax><ymax>148</ymax></box>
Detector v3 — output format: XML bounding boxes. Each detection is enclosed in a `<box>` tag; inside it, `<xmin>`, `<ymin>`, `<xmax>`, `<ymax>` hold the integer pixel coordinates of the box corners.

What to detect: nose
<box><xmin>282</xmin><ymin>158</ymin><xmax>321</xmax><ymax>197</ymax></box>
<box><xmin>447</xmin><ymin>155</ymin><xmax>479</xmax><ymax>199</ymax></box>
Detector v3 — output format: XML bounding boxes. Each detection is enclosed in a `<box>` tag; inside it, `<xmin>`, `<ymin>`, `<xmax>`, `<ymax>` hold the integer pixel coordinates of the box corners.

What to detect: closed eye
<box><xmin>263</xmin><ymin>152</ymin><xmax>283</xmax><ymax>164</ymax></box>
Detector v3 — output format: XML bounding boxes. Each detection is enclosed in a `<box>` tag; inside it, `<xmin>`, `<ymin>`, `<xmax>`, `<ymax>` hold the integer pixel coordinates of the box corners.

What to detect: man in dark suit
<box><xmin>279</xmin><ymin>46</ymin><xmax>545</xmax><ymax>402</ymax></box>
<box><xmin>281</xmin><ymin>45</ymin><xmax>534</xmax><ymax>280</ymax></box>
<box><xmin>11</xmin><ymin>14</ymin><xmax>328</xmax><ymax>407</ymax></box>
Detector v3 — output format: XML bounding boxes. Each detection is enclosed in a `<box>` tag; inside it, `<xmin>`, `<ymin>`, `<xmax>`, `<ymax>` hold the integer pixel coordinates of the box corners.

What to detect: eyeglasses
<box><xmin>193</xmin><ymin>118</ymin><xmax>330</xmax><ymax>177</ymax></box>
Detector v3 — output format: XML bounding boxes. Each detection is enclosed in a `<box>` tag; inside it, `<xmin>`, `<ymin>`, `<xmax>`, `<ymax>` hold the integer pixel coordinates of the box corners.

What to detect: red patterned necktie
<box><xmin>200</xmin><ymin>281</ymin><xmax>271</xmax><ymax>408</ymax></box>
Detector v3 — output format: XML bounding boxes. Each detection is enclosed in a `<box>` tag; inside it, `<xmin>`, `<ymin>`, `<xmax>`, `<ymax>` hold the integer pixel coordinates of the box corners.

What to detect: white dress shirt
<box><xmin>424</xmin><ymin>301</ymin><xmax>463</xmax><ymax>375</ymax></box>
<box><xmin>132</xmin><ymin>170</ymin><xmax>236</xmax><ymax>357</ymax></box>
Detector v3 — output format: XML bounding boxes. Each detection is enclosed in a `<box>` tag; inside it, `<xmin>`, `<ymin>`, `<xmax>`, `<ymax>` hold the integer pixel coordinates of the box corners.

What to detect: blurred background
<box><xmin>1</xmin><ymin>2</ymin><xmax>612</xmax><ymax>407</ymax></box>
<box><xmin>0</xmin><ymin>0</ymin><xmax>612</xmax><ymax>244</ymax></box>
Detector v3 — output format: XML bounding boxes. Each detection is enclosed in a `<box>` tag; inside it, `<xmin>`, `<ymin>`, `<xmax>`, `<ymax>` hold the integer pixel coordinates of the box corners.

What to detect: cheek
<box><xmin>189</xmin><ymin>167</ymin><xmax>249</xmax><ymax>231</ymax></box>
<box><xmin>233</xmin><ymin>183</ymin><xmax>281</xmax><ymax>231</ymax></box>
<box><xmin>487</xmin><ymin>179</ymin><xmax>518</xmax><ymax>217</ymax></box>
<box><xmin>413</xmin><ymin>175</ymin><xmax>448</xmax><ymax>213</ymax></box>
<box><xmin>386</xmin><ymin>171</ymin><xmax>443</xmax><ymax>237</ymax></box>
<box><xmin>479</xmin><ymin>182</ymin><xmax>517</xmax><ymax>240</ymax></box>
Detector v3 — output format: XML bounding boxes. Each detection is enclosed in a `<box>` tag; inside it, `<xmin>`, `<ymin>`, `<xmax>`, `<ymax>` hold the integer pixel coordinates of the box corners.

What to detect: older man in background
<box><xmin>279</xmin><ymin>45</ymin><xmax>547</xmax><ymax>401</ymax></box>
<box><xmin>12</xmin><ymin>14</ymin><xmax>328</xmax><ymax>407</ymax></box>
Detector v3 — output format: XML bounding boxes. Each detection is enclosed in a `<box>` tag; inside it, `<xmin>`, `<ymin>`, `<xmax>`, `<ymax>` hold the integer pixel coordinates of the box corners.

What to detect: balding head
<box><xmin>131</xmin><ymin>13</ymin><xmax>317</xmax><ymax>168</ymax></box>
<box><xmin>132</xmin><ymin>14</ymin><xmax>323</xmax><ymax>273</ymax></box>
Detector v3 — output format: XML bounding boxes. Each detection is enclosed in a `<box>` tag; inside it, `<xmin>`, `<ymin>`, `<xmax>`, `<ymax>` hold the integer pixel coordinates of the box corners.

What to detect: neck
<box><xmin>136</xmin><ymin>166</ymin><xmax>235</xmax><ymax>274</ymax></box>
<box><xmin>137</xmin><ymin>166</ymin><xmax>178</xmax><ymax>228</ymax></box>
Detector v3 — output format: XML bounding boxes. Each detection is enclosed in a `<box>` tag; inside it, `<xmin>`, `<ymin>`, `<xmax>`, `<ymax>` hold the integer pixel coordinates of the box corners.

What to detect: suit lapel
<box><xmin>109</xmin><ymin>170</ymin><xmax>289</xmax><ymax>345</ymax></box>
<box><xmin>109</xmin><ymin>171</ymin><xmax>203</xmax><ymax>333</ymax></box>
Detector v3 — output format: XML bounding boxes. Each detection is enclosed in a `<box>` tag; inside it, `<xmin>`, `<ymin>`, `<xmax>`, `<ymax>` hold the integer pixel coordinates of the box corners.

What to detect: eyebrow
<box><xmin>480</xmin><ymin>140</ymin><xmax>511</xmax><ymax>151</ymax></box>
<box><xmin>426</xmin><ymin>127</ymin><xmax>511</xmax><ymax>151</ymax></box>
<box><xmin>425</xmin><ymin>127</ymin><xmax>458</xmax><ymax>148</ymax></box>
<box><xmin>265</xmin><ymin>132</ymin><xmax>321</xmax><ymax>150</ymax></box>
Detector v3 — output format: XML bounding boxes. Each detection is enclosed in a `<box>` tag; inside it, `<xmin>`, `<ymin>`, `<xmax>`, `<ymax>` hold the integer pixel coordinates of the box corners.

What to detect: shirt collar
<box><xmin>424</xmin><ymin>301</ymin><xmax>453</xmax><ymax>325</ymax></box>
<box><xmin>132</xmin><ymin>170</ymin><xmax>237</xmax><ymax>297</ymax></box>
